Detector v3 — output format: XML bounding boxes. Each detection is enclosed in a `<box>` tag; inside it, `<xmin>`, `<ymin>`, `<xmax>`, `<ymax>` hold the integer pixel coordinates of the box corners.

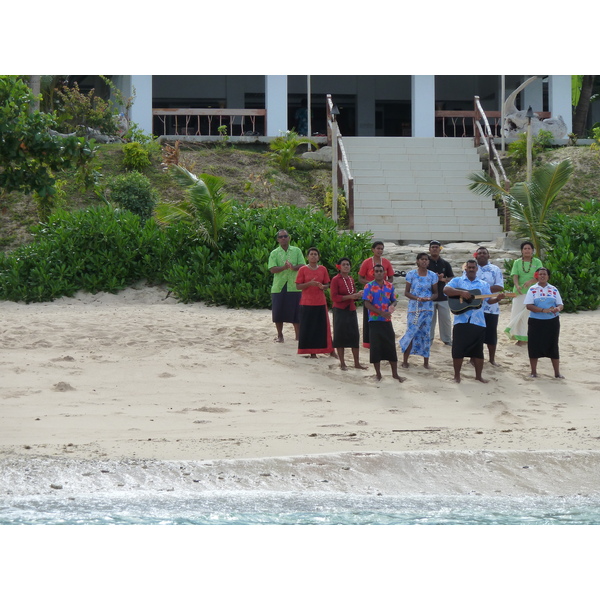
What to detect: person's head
<box><xmin>276</xmin><ymin>229</ymin><xmax>290</xmax><ymax>248</ymax></box>
<box><xmin>520</xmin><ymin>241</ymin><xmax>534</xmax><ymax>257</ymax></box>
<box><xmin>534</xmin><ymin>267</ymin><xmax>551</xmax><ymax>283</ymax></box>
<box><xmin>371</xmin><ymin>241</ymin><xmax>384</xmax><ymax>256</ymax></box>
<box><xmin>429</xmin><ymin>240</ymin><xmax>441</xmax><ymax>258</ymax></box>
<box><xmin>337</xmin><ymin>258</ymin><xmax>351</xmax><ymax>274</ymax></box>
<box><xmin>465</xmin><ymin>258</ymin><xmax>478</xmax><ymax>280</ymax></box>
<box><xmin>416</xmin><ymin>252</ymin><xmax>430</xmax><ymax>267</ymax></box>
<box><xmin>475</xmin><ymin>246</ymin><xmax>490</xmax><ymax>266</ymax></box>
<box><xmin>307</xmin><ymin>247</ymin><xmax>320</xmax><ymax>263</ymax></box>
<box><xmin>373</xmin><ymin>263</ymin><xmax>386</xmax><ymax>282</ymax></box>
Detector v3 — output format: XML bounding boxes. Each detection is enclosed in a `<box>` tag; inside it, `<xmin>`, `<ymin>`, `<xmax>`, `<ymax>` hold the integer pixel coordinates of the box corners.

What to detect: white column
<box><xmin>548</xmin><ymin>75</ymin><xmax>572</xmax><ymax>138</ymax></box>
<box><xmin>265</xmin><ymin>75</ymin><xmax>288</xmax><ymax>136</ymax></box>
<box><xmin>130</xmin><ymin>75</ymin><xmax>153</xmax><ymax>136</ymax></box>
<box><xmin>411</xmin><ymin>75</ymin><xmax>435</xmax><ymax>137</ymax></box>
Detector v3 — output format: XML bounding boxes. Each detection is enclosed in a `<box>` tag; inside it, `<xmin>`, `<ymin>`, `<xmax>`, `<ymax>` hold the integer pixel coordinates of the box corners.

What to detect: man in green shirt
<box><xmin>268</xmin><ymin>229</ymin><xmax>305</xmax><ymax>342</ymax></box>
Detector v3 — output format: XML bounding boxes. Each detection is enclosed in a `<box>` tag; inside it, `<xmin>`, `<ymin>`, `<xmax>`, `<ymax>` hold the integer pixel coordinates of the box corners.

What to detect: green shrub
<box><xmin>0</xmin><ymin>202</ymin><xmax>372</xmax><ymax>309</ymax></box>
<box><xmin>543</xmin><ymin>200</ymin><xmax>600</xmax><ymax>312</ymax></box>
<box><xmin>163</xmin><ymin>203</ymin><xmax>372</xmax><ymax>308</ymax></box>
<box><xmin>122</xmin><ymin>142</ymin><xmax>152</xmax><ymax>171</ymax></box>
<box><xmin>107</xmin><ymin>171</ymin><xmax>159</xmax><ymax>222</ymax></box>
<box><xmin>508</xmin><ymin>130</ymin><xmax>554</xmax><ymax>166</ymax></box>
<box><xmin>0</xmin><ymin>206</ymin><xmax>163</xmax><ymax>302</ymax></box>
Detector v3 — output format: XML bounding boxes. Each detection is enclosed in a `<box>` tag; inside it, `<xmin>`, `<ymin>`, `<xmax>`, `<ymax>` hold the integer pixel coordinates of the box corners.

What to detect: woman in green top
<box><xmin>504</xmin><ymin>241</ymin><xmax>543</xmax><ymax>345</ymax></box>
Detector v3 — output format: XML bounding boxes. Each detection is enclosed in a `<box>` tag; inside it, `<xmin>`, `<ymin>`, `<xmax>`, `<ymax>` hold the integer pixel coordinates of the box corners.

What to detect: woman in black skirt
<box><xmin>330</xmin><ymin>258</ymin><xmax>367</xmax><ymax>370</ymax></box>
<box><xmin>295</xmin><ymin>247</ymin><xmax>336</xmax><ymax>359</ymax></box>
<box><xmin>525</xmin><ymin>267</ymin><xmax>565</xmax><ymax>378</ymax></box>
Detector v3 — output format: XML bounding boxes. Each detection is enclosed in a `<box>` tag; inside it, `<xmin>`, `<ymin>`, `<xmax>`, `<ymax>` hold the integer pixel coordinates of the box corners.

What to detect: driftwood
<box><xmin>48</xmin><ymin>127</ymin><xmax>123</xmax><ymax>144</ymax></box>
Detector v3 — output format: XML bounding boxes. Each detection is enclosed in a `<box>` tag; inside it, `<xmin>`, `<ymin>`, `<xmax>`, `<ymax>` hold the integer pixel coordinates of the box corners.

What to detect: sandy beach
<box><xmin>1</xmin><ymin>240</ymin><xmax>600</xmax><ymax>498</ymax></box>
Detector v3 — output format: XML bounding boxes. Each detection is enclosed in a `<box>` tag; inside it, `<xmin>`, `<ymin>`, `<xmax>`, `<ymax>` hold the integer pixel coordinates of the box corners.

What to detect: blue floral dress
<box><xmin>399</xmin><ymin>269</ymin><xmax>438</xmax><ymax>358</ymax></box>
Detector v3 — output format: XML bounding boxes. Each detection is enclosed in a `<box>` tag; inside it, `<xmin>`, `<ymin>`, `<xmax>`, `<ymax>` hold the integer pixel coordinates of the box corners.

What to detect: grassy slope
<box><xmin>2</xmin><ymin>142</ymin><xmax>599</xmax><ymax>253</ymax></box>
<box><xmin>0</xmin><ymin>141</ymin><xmax>331</xmax><ymax>252</ymax></box>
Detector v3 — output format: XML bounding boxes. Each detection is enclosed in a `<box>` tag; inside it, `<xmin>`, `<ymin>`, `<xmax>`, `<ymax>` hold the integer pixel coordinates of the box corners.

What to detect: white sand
<box><xmin>1</xmin><ymin>268</ymin><xmax>600</xmax><ymax>496</ymax></box>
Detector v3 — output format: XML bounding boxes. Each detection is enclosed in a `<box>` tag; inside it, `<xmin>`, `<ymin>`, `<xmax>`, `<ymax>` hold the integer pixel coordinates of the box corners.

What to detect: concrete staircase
<box><xmin>343</xmin><ymin>137</ymin><xmax>503</xmax><ymax>243</ymax></box>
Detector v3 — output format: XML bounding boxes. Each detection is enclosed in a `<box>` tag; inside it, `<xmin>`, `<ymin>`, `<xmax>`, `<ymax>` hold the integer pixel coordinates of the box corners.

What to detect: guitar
<box><xmin>448</xmin><ymin>289</ymin><xmax>516</xmax><ymax>314</ymax></box>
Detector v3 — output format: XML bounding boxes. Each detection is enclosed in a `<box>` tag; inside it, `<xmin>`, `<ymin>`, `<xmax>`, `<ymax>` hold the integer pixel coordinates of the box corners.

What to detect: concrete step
<box><xmin>344</xmin><ymin>136</ymin><xmax>502</xmax><ymax>243</ymax></box>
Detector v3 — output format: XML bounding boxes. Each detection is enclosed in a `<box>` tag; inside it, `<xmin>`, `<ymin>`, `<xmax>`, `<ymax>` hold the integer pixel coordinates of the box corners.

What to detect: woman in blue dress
<box><xmin>399</xmin><ymin>253</ymin><xmax>438</xmax><ymax>368</ymax></box>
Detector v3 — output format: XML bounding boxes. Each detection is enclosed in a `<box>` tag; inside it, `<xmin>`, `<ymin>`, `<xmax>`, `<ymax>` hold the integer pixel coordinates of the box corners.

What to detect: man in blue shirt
<box><xmin>444</xmin><ymin>259</ymin><xmax>505</xmax><ymax>383</ymax></box>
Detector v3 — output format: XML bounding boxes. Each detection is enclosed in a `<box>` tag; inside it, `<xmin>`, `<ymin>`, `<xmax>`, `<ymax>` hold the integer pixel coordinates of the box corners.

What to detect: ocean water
<box><xmin>3</xmin><ymin>490</ymin><xmax>600</xmax><ymax>525</ymax></box>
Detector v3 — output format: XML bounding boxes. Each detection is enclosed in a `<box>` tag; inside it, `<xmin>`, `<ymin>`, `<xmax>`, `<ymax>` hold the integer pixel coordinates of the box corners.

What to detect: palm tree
<box><xmin>468</xmin><ymin>159</ymin><xmax>574</xmax><ymax>257</ymax></box>
<box><xmin>155</xmin><ymin>165</ymin><xmax>232</xmax><ymax>248</ymax></box>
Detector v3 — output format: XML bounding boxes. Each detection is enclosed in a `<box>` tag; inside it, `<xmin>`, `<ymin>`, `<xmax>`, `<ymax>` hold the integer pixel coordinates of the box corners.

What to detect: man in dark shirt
<box><xmin>427</xmin><ymin>240</ymin><xmax>454</xmax><ymax>346</ymax></box>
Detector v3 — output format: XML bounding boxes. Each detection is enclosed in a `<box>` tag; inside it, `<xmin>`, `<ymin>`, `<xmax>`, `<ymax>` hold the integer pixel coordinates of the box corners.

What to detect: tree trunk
<box><xmin>572</xmin><ymin>75</ymin><xmax>596</xmax><ymax>138</ymax></box>
<box><xmin>28</xmin><ymin>76</ymin><xmax>41</xmax><ymax>113</ymax></box>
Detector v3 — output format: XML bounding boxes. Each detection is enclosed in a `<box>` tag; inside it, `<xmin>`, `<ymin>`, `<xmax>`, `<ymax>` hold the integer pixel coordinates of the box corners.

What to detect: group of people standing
<box><xmin>268</xmin><ymin>231</ymin><xmax>564</xmax><ymax>382</ymax></box>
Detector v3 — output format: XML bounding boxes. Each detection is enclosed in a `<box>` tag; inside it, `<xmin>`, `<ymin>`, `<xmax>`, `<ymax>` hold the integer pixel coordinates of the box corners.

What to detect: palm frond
<box><xmin>467</xmin><ymin>171</ymin><xmax>510</xmax><ymax>198</ymax></box>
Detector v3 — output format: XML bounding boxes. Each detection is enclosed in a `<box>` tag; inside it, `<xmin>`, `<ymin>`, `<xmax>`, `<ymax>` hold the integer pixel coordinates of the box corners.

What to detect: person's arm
<box><xmin>444</xmin><ymin>284</ymin><xmax>472</xmax><ymax>301</ymax></box>
<box><xmin>487</xmin><ymin>293</ymin><xmax>505</xmax><ymax>305</ymax></box>
<box><xmin>364</xmin><ymin>299</ymin><xmax>396</xmax><ymax>320</ymax></box>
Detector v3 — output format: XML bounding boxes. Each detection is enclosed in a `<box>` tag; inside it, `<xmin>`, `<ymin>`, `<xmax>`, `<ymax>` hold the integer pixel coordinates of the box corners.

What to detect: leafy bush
<box><xmin>54</xmin><ymin>82</ymin><xmax>120</xmax><ymax>135</ymax></box>
<box><xmin>164</xmin><ymin>204</ymin><xmax>372</xmax><ymax>308</ymax></box>
<box><xmin>0</xmin><ymin>206</ymin><xmax>168</xmax><ymax>302</ymax></box>
<box><xmin>0</xmin><ymin>201</ymin><xmax>372</xmax><ymax>309</ymax></box>
<box><xmin>269</xmin><ymin>130</ymin><xmax>317</xmax><ymax>172</ymax></box>
<box><xmin>543</xmin><ymin>200</ymin><xmax>600</xmax><ymax>312</ymax></box>
<box><xmin>122</xmin><ymin>142</ymin><xmax>152</xmax><ymax>171</ymax></box>
<box><xmin>107</xmin><ymin>171</ymin><xmax>159</xmax><ymax>222</ymax></box>
<box><xmin>508</xmin><ymin>130</ymin><xmax>554</xmax><ymax>165</ymax></box>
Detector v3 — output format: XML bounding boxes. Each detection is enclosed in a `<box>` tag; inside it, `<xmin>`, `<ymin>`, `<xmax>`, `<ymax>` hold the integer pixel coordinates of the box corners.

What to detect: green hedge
<box><xmin>544</xmin><ymin>201</ymin><xmax>600</xmax><ymax>312</ymax></box>
<box><xmin>0</xmin><ymin>203</ymin><xmax>372</xmax><ymax>308</ymax></box>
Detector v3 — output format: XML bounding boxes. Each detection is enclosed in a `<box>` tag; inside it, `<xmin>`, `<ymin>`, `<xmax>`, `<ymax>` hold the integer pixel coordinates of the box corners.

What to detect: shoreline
<box><xmin>3</xmin><ymin>450</ymin><xmax>600</xmax><ymax>498</ymax></box>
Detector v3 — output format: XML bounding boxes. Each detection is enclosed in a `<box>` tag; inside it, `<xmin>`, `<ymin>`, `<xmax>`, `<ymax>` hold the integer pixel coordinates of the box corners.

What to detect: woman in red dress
<box><xmin>295</xmin><ymin>248</ymin><xmax>335</xmax><ymax>358</ymax></box>
<box><xmin>330</xmin><ymin>258</ymin><xmax>367</xmax><ymax>370</ymax></box>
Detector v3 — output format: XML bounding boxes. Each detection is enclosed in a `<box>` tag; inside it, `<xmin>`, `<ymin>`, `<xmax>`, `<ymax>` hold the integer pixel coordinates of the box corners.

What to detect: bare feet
<box><xmin>489</xmin><ymin>361</ymin><xmax>499</xmax><ymax>366</ymax></box>
<box><xmin>401</xmin><ymin>362</ymin><xmax>409</xmax><ymax>369</ymax></box>
<box><xmin>453</xmin><ymin>376</ymin><xmax>461</xmax><ymax>383</ymax></box>
<box><xmin>274</xmin><ymin>335</ymin><xmax>284</xmax><ymax>343</ymax></box>
<box><xmin>340</xmin><ymin>364</ymin><xmax>348</xmax><ymax>371</ymax></box>
<box><xmin>393</xmin><ymin>374</ymin><xmax>407</xmax><ymax>383</ymax></box>
<box><xmin>475</xmin><ymin>376</ymin><xmax>489</xmax><ymax>384</ymax></box>
<box><xmin>310</xmin><ymin>354</ymin><xmax>318</xmax><ymax>359</ymax></box>
<box><xmin>330</xmin><ymin>351</ymin><xmax>339</xmax><ymax>359</ymax></box>
<box><xmin>353</xmin><ymin>363</ymin><xmax>368</xmax><ymax>370</ymax></box>
<box><xmin>529</xmin><ymin>373</ymin><xmax>538</xmax><ymax>378</ymax></box>
<box><xmin>555</xmin><ymin>374</ymin><xmax>565</xmax><ymax>379</ymax></box>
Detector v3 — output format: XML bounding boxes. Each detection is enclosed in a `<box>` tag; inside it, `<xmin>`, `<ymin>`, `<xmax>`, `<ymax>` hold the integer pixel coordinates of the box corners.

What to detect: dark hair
<box><xmin>371</xmin><ymin>241</ymin><xmax>384</xmax><ymax>249</ymax></box>
<box><xmin>477</xmin><ymin>246</ymin><xmax>488</xmax><ymax>252</ymax></box>
<box><xmin>429</xmin><ymin>240</ymin><xmax>441</xmax><ymax>247</ymax></box>
<box><xmin>466</xmin><ymin>258</ymin><xmax>477</xmax><ymax>265</ymax></box>
<box><xmin>338</xmin><ymin>257</ymin><xmax>351</xmax><ymax>267</ymax></box>
<box><xmin>535</xmin><ymin>267</ymin><xmax>551</xmax><ymax>278</ymax></box>
<box><xmin>307</xmin><ymin>247</ymin><xmax>320</xmax><ymax>257</ymax></box>
<box><xmin>520</xmin><ymin>241</ymin><xmax>534</xmax><ymax>252</ymax></box>
<box><xmin>416</xmin><ymin>252</ymin><xmax>429</xmax><ymax>262</ymax></box>
<box><xmin>373</xmin><ymin>263</ymin><xmax>385</xmax><ymax>271</ymax></box>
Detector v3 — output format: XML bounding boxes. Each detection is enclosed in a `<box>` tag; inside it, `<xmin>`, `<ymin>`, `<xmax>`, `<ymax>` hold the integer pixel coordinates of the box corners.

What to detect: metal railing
<box><xmin>326</xmin><ymin>94</ymin><xmax>355</xmax><ymax>228</ymax></box>
<box><xmin>152</xmin><ymin>108</ymin><xmax>267</xmax><ymax>137</ymax></box>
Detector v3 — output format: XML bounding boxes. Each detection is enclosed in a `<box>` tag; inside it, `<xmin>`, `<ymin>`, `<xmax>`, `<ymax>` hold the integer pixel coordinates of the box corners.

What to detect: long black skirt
<box><xmin>271</xmin><ymin>283</ymin><xmax>301</xmax><ymax>324</ymax></box>
<box><xmin>451</xmin><ymin>323</ymin><xmax>485</xmax><ymax>359</ymax></box>
<box><xmin>298</xmin><ymin>304</ymin><xmax>333</xmax><ymax>355</ymax></box>
<box><xmin>368</xmin><ymin>320</ymin><xmax>397</xmax><ymax>363</ymax></box>
<box><xmin>528</xmin><ymin>317</ymin><xmax>560</xmax><ymax>359</ymax></box>
<box><xmin>332</xmin><ymin>307</ymin><xmax>360</xmax><ymax>349</ymax></box>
